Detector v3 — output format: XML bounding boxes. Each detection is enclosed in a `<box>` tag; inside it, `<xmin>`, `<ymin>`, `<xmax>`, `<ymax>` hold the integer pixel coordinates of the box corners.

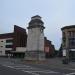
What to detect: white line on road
<box><xmin>64</xmin><ymin>68</ymin><xmax>75</xmax><ymax>71</ymax></box>
<box><xmin>14</xmin><ymin>67</ymin><xmax>34</xmax><ymax>69</ymax></box>
<box><xmin>66</xmin><ymin>72</ymin><xmax>75</xmax><ymax>75</ymax></box>
<box><xmin>23</xmin><ymin>70</ymin><xmax>40</xmax><ymax>75</ymax></box>
<box><xmin>2</xmin><ymin>64</ymin><xmax>60</xmax><ymax>75</ymax></box>
<box><xmin>2</xmin><ymin>65</ymin><xmax>16</xmax><ymax>69</ymax></box>
<box><xmin>22</xmin><ymin>70</ymin><xmax>59</xmax><ymax>75</ymax></box>
<box><xmin>60</xmin><ymin>67</ymin><xmax>75</xmax><ymax>71</ymax></box>
<box><xmin>13</xmin><ymin>65</ymin><xmax>31</xmax><ymax>67</ymax></box>
<box><xmin>2</xmin><ymin>65</ymin><xmax>40</xmax><ymax>75</ymax></box>
<box><xmin>24</xmin><ymin>70</ymin><xmax>59</xmax><ymax>73</ymax></box>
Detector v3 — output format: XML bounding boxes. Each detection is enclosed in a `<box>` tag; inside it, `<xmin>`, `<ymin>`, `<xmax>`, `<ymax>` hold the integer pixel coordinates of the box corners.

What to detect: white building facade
<box><xmin>0</xmin><ymin>38</ymin><xmax>13</xmax><ymax>56</ymax></box>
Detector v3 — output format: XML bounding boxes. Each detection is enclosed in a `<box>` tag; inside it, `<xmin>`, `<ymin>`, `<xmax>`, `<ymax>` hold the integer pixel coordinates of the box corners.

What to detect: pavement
<box><xmin>0</xmin><ymin>57</ymin><xmax>75</xmax><ymax>75</ymax></box>
<box><xmin>41</xmin><ymin>57</ymin><xmax>75</xmax><ymax>69</ymax></box>
<box><xmin>22</xmin><ymin>57</ymin><xmax>75</xmax><ymax>69</ymax></box>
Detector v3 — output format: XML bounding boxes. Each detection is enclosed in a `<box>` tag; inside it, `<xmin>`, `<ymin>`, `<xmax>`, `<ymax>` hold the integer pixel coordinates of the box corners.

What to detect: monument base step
<box><xmin>25</xmin><ymin>51</ymin><xmax>45</xmax><ymax>60</ymax></box>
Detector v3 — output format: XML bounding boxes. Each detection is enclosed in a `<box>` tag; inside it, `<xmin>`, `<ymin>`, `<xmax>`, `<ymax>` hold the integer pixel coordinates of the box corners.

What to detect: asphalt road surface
<box><xmin>0</xmin><ymin>63</ymin><xmax>60</xmax><ymax>75</ymax></box>
<box><xmin>0</xmin><ymin>58</ymin><xmax>75</xmax><ymax>75</ymax></box>
<box><xmin>0</xmin><ymin>65</ymin><xmax>30</xmax><ymax>75</ymax></box>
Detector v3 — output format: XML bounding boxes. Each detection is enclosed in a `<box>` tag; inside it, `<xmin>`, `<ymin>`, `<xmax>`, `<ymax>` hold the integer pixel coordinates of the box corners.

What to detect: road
<box><xmin>0</xmin><ymin>65</ymin><xmax>30</xmax><ymax>75</ymax></box>
<box><xmin>0</xmin><ymin>58</ymin><xmax>75</xmax><ymax>75</ymax></box>
<box><xmin>0</xmin><ymin>63</ymin><xmax>59</xmax><ymax>75</ymax></box>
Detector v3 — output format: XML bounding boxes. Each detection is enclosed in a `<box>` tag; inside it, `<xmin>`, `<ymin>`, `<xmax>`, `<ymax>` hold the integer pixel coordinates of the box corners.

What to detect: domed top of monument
<box><xmin>28</xmin><ymin>15</ymin><xmax>45</xmax><ymax>29</ymax></box>
<box><xmin>31</xmin><ymin>15</ymin><xmax>41</xmax><ymax>20</ymax></box>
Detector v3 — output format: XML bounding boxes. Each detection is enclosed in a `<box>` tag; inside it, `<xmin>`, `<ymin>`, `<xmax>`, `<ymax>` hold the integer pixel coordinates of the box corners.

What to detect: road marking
<box><xmin>2</xmin><ymin>65</ymin><xmax>16</xmax><ymax>69</ymax></box>
<box><xmin>22</xmin><ymin>70</ymin><xmax>59</xmax><ymax>75</ymax></box>
<box><xmin>23</xmin><ymin>71</ymin><xmax>40</xmax><ymax>75</ymax></box>
<box><xmin>2</xmin><ymin>65</ymin><xmax>40</xmax><ymax>75</ymax></box>
<box><xmin>13</xmin><ymin>65</ymin><xmax>40</xmax><ymax>70</ymax></box>
<box><xmin>60</xmin><ymin>67</ymin><xmax>75</xmax><ymax>71</ymax></box>
<box><xmin>66</xmin><ymin>72</ymin><xmax>75</xmax><ymax>75</ymax></box>
<box><xmin>14</xmin><ymin>67</ymin><xmax>34</xmax><ymax>69</ymax></box>
<box><xmin>37</xmin><ymin>63</ymin><xmax>75</xmax><ymax>71</ymax></box>
<box><xmin>2</xmin><ymin>64</ymin><xmax>59</xmax><ymax>75</ymax></box>
<box><xmin>12</xmin><ymin>65</ymin><xmax>31</xmax><ymax>68</ymax></box>
<box><xmin>23</xmin><ymin>70</ymin><xmax>39</xmax><ymax>75</ymax></box>
<box><xmin>23</xmin><ymin>70</ymin><xmax>59</xmax><ymax>73</ymax></box>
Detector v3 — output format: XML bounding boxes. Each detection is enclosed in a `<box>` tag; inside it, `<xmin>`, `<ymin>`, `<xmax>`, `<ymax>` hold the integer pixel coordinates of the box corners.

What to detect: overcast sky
<box><xmin>0</xmin><ymin>0</ymin><xmax>75</xmax><ymax>50</ymax></box>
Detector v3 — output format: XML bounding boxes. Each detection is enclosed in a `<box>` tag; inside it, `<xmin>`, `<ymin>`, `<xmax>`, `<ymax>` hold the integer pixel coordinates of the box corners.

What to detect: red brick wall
<box><xmin>13</xmin><ymin>25</ymin><xmax>27</xmax><ymax>50</ymax></box>
<box><xmin>44</xmin><ymin>37</ymin><xmax>55</xmax><ymax>57</ymax></box>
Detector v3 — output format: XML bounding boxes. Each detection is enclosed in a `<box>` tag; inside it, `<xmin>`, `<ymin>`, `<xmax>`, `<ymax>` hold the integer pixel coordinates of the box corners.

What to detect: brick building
<box><xmin>44</xmin><ymin>37</ymin><xmax>55</xmax><ymax>58</ymax></box>
<box><xmin>0</xmin><ymin>25</ymin><xmax>27</xmax><ymax>58</ymax></box>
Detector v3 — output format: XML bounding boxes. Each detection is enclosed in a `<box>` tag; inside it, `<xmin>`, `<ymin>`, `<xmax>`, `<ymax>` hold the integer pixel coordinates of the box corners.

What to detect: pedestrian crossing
<box><xmin>1</xmin><ymin>61</ymin><xmax>75</xmax><ymax>75</ymax></box>
<box><xmin>2</xmin><ymin>63</ymin><xmax>59</xmax><ymax>75</ymax></box>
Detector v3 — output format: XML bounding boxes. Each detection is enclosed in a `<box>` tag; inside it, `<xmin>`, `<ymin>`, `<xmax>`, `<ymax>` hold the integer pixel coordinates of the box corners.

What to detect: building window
<box><xmin>5</xmin><ymin>45</ymin><xmax>13</xmax><ymax>48</ymax></box>
<box><xmin>63</xmin><ymin>32</ymin><xmax>65</xmax><ymax>38</ymax></box>
<box><xmin>6</xmin><ymin>39</ymin><xmax>13</xmax><ymax>43</ymax></box>
<box><xmin>73</xmin><ymin>31</ymin><xmax>75</xmax><ymax>37</ymax></box>
<box><xmin>5</xmin><ymin>50</ymin><xmax>10</xmax><ymax>54</ymax></box>
<box><xmin>68</xmin><ymin>31</ymin><xmax>75</xmax><ymax>38</ymax></box>
<box><xmin>0</xmin><ymin>51</ymin><xmax>2</xmax><ymax>53</ymax></box>
<box><xmin>68</xmin><ymin>31</ymin><xmax>71</xmax><ymax>37</ymax></box>
<box><xmin>69</xmin><ymin>38</ymin><xmax>75</xmax><ymax>46</ymax></box>
<box><xmin>1</xmin><ymin>46</ymin><xmax>3</xmax><ymax>47</ymax></box>
<box><xmin>1</xmin><ymin>41</ymin><xmax>3</xmax><ymax>42</ymax></box>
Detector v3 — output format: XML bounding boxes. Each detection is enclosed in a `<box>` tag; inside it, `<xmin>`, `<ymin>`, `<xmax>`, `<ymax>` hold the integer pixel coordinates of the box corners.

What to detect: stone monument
<box><xmin>25</xmin><ymin>15</ymin><xmax>45</xmax><ymax>60</ymax></box>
